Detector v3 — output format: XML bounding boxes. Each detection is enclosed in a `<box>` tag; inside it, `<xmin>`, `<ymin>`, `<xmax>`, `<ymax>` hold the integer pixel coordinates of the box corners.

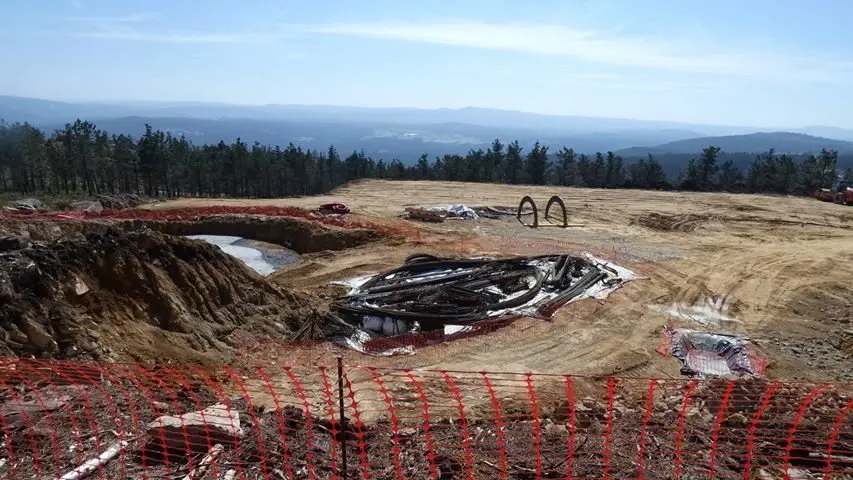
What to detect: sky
<box><xmin>2</xmin><ymin>0</ymin><xmax>852</xmax><ymax>128</ymax></box>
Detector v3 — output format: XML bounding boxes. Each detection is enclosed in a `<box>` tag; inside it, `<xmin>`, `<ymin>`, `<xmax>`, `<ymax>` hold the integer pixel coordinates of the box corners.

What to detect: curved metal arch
<box><xmin>517</xmin><ymin>195</ymin><xmax>538</xmax><ymax>228</ymax></box>
<box><xmin>544</xmin><ymin>195</ymin><xmax>568</xmax><ymax>227</ymax></box>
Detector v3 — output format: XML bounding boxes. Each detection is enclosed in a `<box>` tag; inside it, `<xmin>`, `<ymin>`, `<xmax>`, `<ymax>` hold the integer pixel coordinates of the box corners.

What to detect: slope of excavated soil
<box><xmin>127</xmin><ymin>215</ymin><xmax>381</xmax><ymax>253</ymax></box>
<box><xmin>0</xmin><ymin>228</ymin><xmax>325</xmax><ymax>363</ymax></box>
<box><xmin>0</xmin><ymin>214</ymin><xmax>382</xmax><ymax>254</ymax></box>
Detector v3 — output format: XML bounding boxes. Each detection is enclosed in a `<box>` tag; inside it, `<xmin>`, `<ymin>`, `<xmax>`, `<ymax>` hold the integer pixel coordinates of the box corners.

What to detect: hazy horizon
<box><xmin>6</xmin><ymin>94</ymin><xmax>853</xmax><ymax>135</ymax></box>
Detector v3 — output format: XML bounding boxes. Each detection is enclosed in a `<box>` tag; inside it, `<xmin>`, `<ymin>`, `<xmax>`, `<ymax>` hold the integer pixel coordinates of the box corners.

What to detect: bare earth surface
<box><xmin>153</xmin><ymin>180</ymin><xmax>853</xmax><ymax>383</ymax></box>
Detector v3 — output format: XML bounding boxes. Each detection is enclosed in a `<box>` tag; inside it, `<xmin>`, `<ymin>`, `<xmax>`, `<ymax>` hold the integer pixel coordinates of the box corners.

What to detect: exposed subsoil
<box><xmin>0</xmin><ymin>227</ymin><xmax>327</xmax><ymax>363</ymax></box>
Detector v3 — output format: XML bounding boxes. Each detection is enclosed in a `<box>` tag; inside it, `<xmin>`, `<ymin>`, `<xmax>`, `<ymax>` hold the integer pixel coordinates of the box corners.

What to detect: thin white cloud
<box><xmin>67</xmin><ymin>12</ymin><xmax>271</xmax><ymax>44</ymax></box>
<box><xmin>293</xmin><ymin>21</ymin><xmax>852</xmax><ymax>82</ymax></box>
<box><xmin>69</xmin><ymin>13</ymin><xmax>280</xmax><ymax>44</ymax></box>
<box><xmin>67</xmin><ymin>14</ymin><xmax>157</xmax><ymax>23</ymax></box>
<box><xmin>70</xmin><ymin>0</ymin><xmax>81</xmax><ymax>9</ymax></box>
<box><xmin>76</xmin><ymin>28</ymin><xmax>273</xmax><ymax>44</ymax></box>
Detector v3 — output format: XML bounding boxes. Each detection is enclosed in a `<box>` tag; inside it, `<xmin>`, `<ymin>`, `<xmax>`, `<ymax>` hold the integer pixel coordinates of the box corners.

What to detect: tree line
<box><xmin>0</xmin><ymin>119</ymin><xmax>847</xmax><ymax>199</ymax></box>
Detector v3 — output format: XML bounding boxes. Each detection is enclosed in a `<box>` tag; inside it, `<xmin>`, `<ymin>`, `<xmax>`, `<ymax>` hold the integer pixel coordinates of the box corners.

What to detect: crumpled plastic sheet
<box><xmin>331</xmin><ymin>253</ymin><xmax>637</xmax><ymax>356</ymax></box>
<box><xmin>331</xmin><ymin>330</ymin><xmax>415</xmax><ymax>356</ymax></box>
<box><xmin>427</xmin><ymin>204</ymin><xmax>480</xmax><ymax>220</ymax></box>
<box><xmin>664</xmin><ymin>326</ymin><xmax>763</xmax><ymax>377</ymax></box>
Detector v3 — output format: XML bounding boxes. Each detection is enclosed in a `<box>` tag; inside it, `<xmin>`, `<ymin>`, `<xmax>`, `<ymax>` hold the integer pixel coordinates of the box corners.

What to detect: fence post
<box><xmin>337</xmin><ymin>356</ymin><xmax>348</xmax><ymax>480</ymax></box>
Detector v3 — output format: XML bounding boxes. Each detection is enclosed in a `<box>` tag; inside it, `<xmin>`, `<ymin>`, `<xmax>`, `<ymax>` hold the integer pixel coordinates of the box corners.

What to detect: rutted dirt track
<box><xmin>157</xmin><ymin>180</ymin><xmax>853</xmax><ymax>382</ymax></box>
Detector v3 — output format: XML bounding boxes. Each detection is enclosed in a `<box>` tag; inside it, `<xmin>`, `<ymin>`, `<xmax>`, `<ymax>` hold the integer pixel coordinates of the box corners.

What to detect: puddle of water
<box><xmin>186</xmin><ymin>235</ymin><xmax>299</xmax><ymax>276</ymax></box>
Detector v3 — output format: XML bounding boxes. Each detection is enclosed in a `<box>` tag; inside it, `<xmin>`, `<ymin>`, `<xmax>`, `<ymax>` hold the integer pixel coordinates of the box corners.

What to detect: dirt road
<box><xmin>156</xmin><ymin>180</ymin><xmax>853</xmax><ymax>382</ymax></box>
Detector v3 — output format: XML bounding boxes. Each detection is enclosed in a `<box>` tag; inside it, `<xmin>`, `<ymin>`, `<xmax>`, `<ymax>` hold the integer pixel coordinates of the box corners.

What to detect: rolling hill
<box><xmin>616</xmin><ymin>132</ymin><xmax>853</xmax><ymax>156</ymax></box>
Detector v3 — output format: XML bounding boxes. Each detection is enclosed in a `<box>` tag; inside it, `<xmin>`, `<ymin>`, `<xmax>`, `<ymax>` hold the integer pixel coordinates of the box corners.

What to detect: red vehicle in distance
<box><xmin>815</xmin><ymin>179</ymin><xmax>853</xmax><ymax>205</ymax></box>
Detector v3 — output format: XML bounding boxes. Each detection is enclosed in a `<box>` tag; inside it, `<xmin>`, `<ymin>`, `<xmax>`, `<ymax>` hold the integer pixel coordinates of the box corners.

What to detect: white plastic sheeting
<box><xmin>428</xmin><ymin>204</ymin><xmax>480</xmax><ymax>220</ymax></box>
<box><xmin>186</xmin><ymin>235</ymin><xmax>276</xmax><ymax>275</ymax></box>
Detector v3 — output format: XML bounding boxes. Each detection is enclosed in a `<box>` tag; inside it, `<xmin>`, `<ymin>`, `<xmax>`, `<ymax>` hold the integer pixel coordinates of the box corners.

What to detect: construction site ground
<box><xmin>145</xmin><ymin>179</ymin><xmax>853</xmax><ymax>383</ymax></box>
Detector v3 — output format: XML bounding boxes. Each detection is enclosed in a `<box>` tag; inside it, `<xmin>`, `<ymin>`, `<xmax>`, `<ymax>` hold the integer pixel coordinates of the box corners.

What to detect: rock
<box><xmin>544</xmin><ymin>422</ymin><xmax>567</xmax><ymax>435</ymax></box>
<box><xmin>19</xmin><ymin>319</ymin><xmax>58</xmax><ymax>353</ymax></box>
<box><xmin>78</xmin><ymin>338</ymin><xmax>98</xmax><ymax>353</ymax></box>
<box><xmin>70</xmin><ymin>200</ymin><xmax>103</xmax><ymax>213</ymax></box>
<box><xmin>146</xmin><ymin>403</ymin><xmax>243</xmax><ymax>457</ymax></box>
<box><xmin>72</xmin><ymin>276</ymin><xmax>89</xmax><ymax>295</ymax></box>
<box><xmin>686</xmin><ymin>406</ymin><xmax>714</xmax><ymax>424</ymax></box>
<box><xmin>0</xmin><ymin>282</ymin><xmax>12</xmax><ymax>303</ymax></box>
<box><xmin>9</xmin><ymin>258</ymin><xmax>41</xmax><ymax>288</ymax></box>
<box><xmin>95</xmin><ymin>193</ymin><xmax>147</xmax><ymax>210</ymax></box>
<box><xmin>5</xmin><ymin>198</ymin><xmax>45</xmax><ymax>213</ymax></box>
<box><xmin>725</xmin><ymin>413</ymin><xmax>750</xmax><ymax>427</ymax></box>
<box><xmin>0</xmin><ymin>385</ymin><xmax>77</xmax><ymax>429</ymax></box>
<box><xmin>613</xmin><ymin>405</ymin><xmax>635</xmax><ymax>416</ymax></box>
<box><xmin>0</xmin><ymin>236</ymin><xmax>30</xmax><ymax>252</ymax></box>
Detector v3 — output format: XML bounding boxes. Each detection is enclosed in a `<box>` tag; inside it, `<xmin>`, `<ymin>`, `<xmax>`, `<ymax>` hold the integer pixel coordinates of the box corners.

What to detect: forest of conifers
<box><xmin>0</xmin><ymin>119</ymin><xmax>847</xmax><ymax>198</ymax></box>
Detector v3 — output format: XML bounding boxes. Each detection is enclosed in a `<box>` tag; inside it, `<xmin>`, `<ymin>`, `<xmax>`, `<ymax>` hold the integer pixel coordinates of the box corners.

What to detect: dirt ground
<box><xmin>148</xmin><ymin>180</ymin><xmax>853</xmax><ymax>383</ymax></box>
<box><xmin>3</xmin><ymin>181</ymin><xmax>852</xmax><ymax>479</ymax></box>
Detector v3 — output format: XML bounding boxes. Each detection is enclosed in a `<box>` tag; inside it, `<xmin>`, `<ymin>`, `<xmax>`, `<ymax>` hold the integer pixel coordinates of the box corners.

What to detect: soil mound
<box><xmin>0</xmin><ymin>228</ymin><xmax>322</xmax><ymax>363</ymax></box>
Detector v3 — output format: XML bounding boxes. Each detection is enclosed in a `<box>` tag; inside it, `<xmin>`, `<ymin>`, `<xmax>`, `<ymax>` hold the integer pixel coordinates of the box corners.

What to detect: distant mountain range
<box><xmin>2</xmin><ymin>95</ymin><xmax>853</xmax><ymax>161</ymax></box>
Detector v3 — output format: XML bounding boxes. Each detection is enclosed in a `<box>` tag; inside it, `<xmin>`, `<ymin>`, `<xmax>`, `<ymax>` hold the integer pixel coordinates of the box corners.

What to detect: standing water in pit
<box><xmin>185</xmin><ymin>235</ymin><xmax>299</xmax><ymax>276</ymax></box>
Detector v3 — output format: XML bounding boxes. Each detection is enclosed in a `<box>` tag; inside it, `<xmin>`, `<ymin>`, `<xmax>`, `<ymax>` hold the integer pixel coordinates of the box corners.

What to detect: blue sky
<box><xmin>2</xmin><ymin>0</ymin><xmax>851</xmax><ymax>128</ymax></box>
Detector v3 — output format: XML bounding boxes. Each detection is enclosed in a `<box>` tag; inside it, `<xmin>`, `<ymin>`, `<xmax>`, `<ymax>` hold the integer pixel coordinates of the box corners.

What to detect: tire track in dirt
<box><xmin>647</xmin><ymin>237</ymin><xmax>853</xmax><ymax>335</ymax></box>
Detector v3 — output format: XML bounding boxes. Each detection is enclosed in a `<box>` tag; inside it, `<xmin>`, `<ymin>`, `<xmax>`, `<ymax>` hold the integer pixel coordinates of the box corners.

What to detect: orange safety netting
<box><xmin>0</xmin><ymin>357</ymin><xmax>850</xmax><ymax>479</ymax></box>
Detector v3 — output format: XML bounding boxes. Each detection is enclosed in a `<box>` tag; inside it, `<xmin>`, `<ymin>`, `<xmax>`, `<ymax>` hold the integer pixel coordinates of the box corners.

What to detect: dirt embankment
<box><xmin>0</xmin><ymin>228</ymin><xmax>325</xmax><ymax>363</ymax></box>
<box><xmin>126</xmin><ymin>215</ymin><xmax>380</xmax><ymax>253</ymax></box>
<box><xmin>0</xmin><ymin>215</ymin><xmax>380</xmax><ymax>254</ymax></box>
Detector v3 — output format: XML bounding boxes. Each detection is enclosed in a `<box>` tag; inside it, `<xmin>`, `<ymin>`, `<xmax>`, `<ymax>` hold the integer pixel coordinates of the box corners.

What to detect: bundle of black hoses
<box><xmin>331</xmin><ymin>253</ymin><xmax>609</xmax><ymax>330</ymax></box>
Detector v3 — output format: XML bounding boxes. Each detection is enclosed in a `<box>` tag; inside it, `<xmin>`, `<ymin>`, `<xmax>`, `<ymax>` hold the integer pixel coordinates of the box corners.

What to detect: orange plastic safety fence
<box><xmin>0</xmin><ymin>357</ymin><xmax>850</xmax><ymax>479</ymax></box>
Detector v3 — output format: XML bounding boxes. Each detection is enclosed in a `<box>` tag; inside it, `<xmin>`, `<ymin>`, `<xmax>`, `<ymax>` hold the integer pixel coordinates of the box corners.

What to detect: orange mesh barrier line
<box><xmin>0</xmin><ymin>357</ymin><xmax>850</xmax><ymax>479</ymax></box>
